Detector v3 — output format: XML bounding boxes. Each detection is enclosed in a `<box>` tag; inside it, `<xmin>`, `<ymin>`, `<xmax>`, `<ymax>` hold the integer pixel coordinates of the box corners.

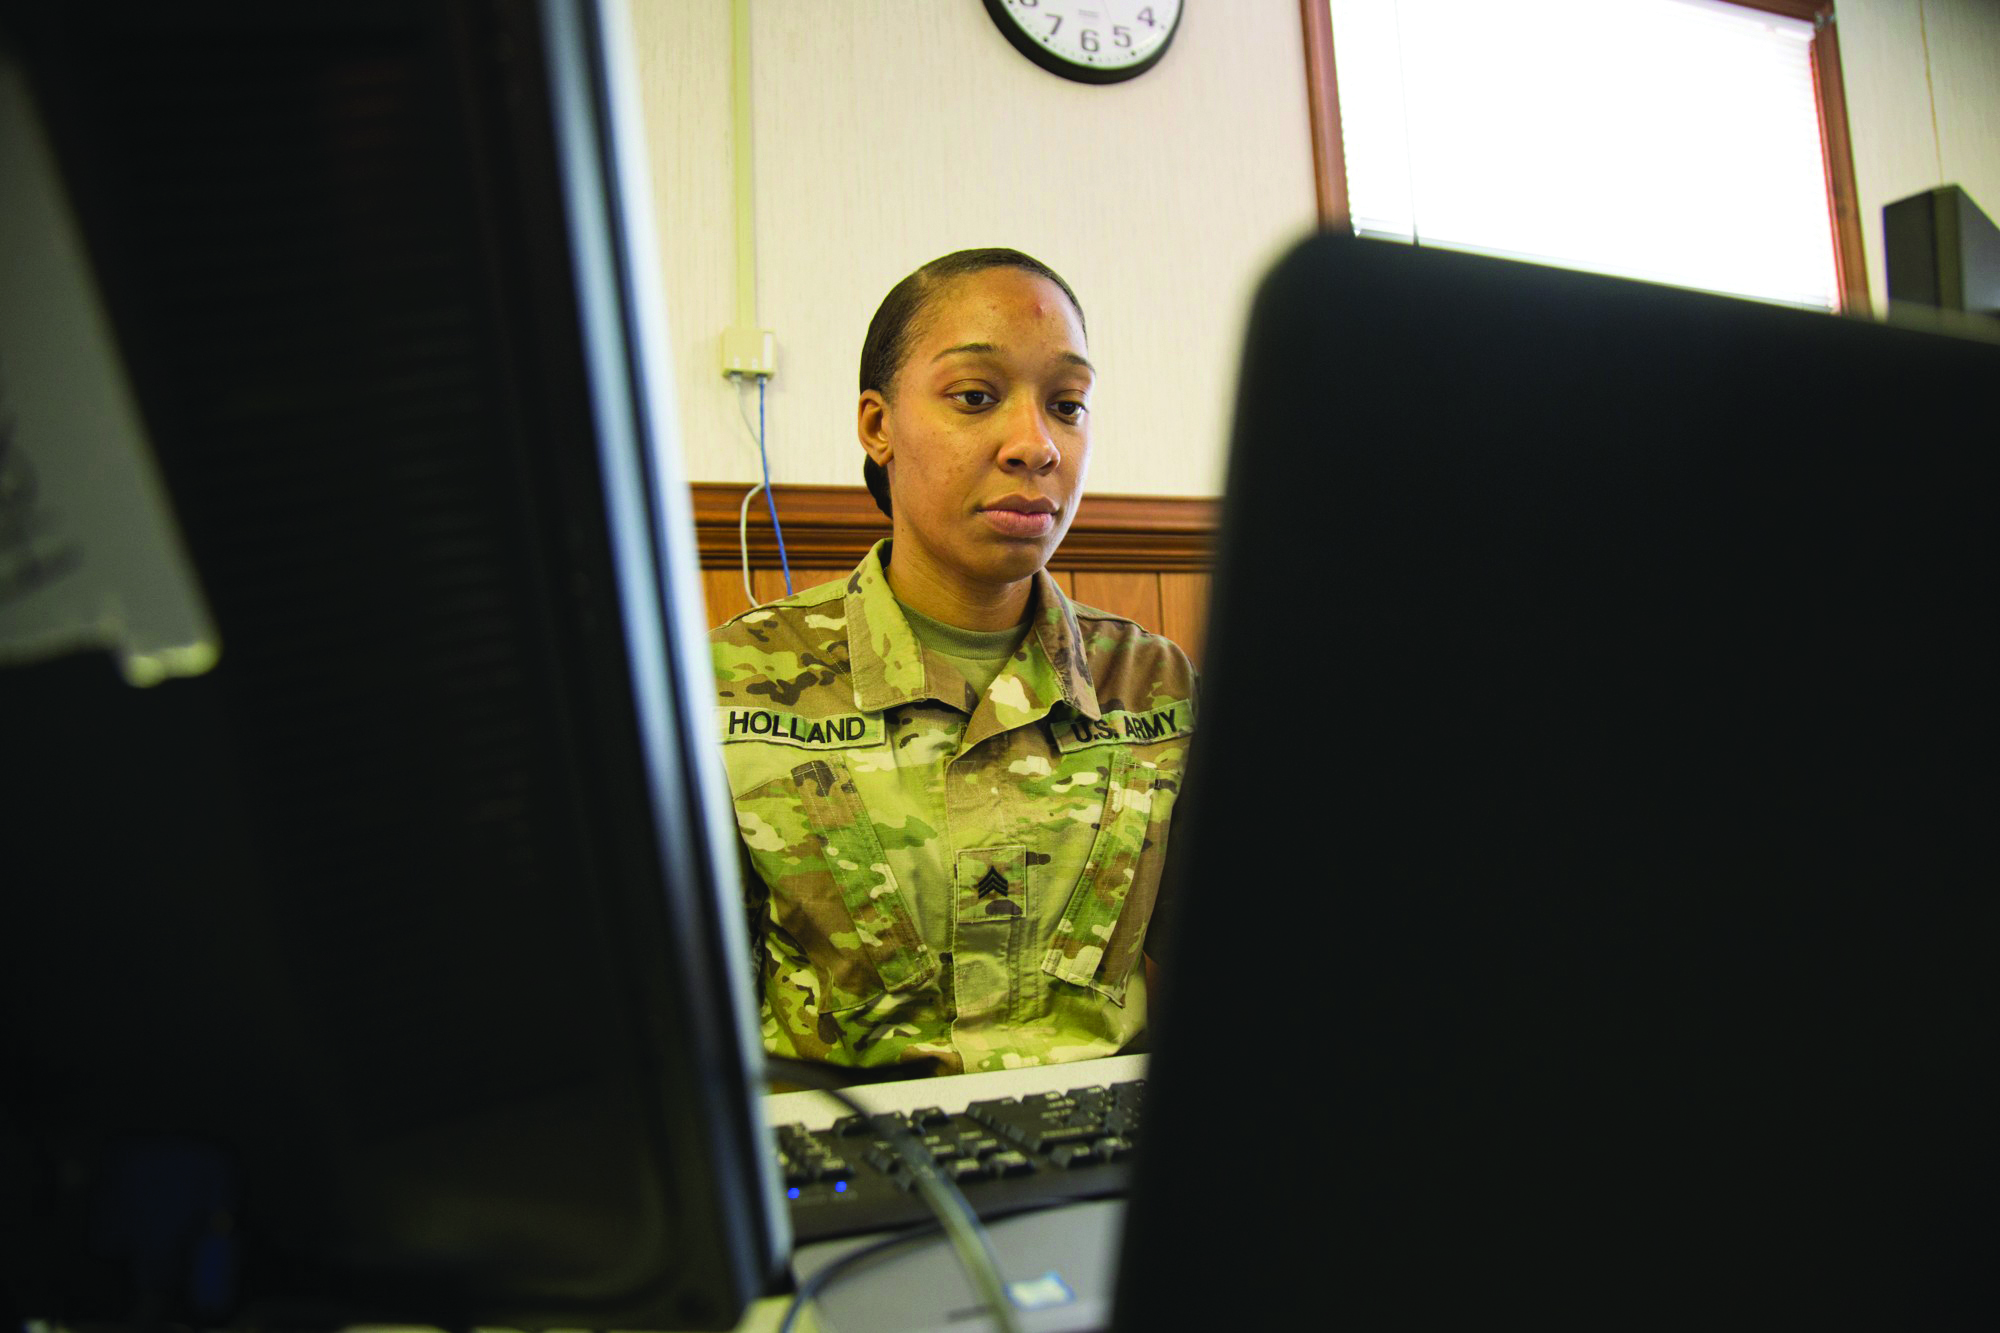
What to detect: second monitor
<box><xmin>1119</xmin><ymin>235</ymin><xmax>1996</xmax><ymax>1325</ymax></box>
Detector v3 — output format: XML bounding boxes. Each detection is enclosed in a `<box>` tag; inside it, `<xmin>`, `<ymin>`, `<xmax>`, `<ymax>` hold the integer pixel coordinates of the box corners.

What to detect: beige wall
<box><xmin>628</xmin><ymin>1</ymin><xmax>1318</xmax><ymax>499</ymax></box>
<box><xmin>628</xmin><ymin>1</ymin><xmax>2000</xmax><ymax>502</ymax></box>
<box><xmin>1839</xmin><ymin>0</ymin><xmax>2000</xmax><ymax>313</ymax></box>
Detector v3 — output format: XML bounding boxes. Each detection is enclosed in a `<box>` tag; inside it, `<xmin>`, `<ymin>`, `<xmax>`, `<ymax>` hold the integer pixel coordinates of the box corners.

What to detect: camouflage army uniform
<box><xmin>711</xmin><ymin>541</ymin><xmax>1196</xmax><ymax>1076</ymax></box>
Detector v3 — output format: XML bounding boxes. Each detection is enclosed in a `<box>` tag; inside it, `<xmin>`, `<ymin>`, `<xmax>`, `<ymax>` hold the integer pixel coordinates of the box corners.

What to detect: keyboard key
<box><xmin>963</xmin><ymin>1097</ymin><xmax>1021</xmax><ymax>1129</ymax></box>
<box><xmin>989</xmin><ymin>1150</ymin><xmax>1035</xmax><ymax>1177</ymax></box>
<box><xmin>1048</xmin><ymin>1143</ymin><xmax>1098</xmax><ymax>1169</ymax></box>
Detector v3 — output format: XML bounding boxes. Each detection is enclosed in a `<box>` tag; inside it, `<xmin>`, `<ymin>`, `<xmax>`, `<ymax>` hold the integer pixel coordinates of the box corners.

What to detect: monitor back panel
<box><xmin>1119</xmin><ymin>237</ymin><xmax>1997</xmax><ymax>1325</ymax></box>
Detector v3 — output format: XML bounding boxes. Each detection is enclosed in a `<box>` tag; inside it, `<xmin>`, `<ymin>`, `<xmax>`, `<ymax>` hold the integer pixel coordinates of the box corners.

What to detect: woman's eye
<box><xmin>1051</xmin><ymin>399</ymin><xmax>1087</xmax><ymax>421</ymax></box>
<box><xmin>953</xmin><ymin>389</ymin><xmax>995</xmax><ymax>408</ymax></box>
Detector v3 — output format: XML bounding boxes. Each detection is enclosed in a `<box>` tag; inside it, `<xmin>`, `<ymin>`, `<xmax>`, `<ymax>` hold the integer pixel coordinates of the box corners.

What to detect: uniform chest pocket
<box><xmin>1041</xmin><ymin>745</ymin><xmax>1180</xmax><ymax>1006</ymax></box>
<box><xmin>737</xmin><ymin>756</ymin><xmax>936</xmax><ymax>1013</ymax></box>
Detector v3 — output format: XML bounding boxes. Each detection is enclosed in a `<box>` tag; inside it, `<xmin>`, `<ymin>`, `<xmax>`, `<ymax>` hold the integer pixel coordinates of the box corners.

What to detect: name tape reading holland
<box><xmin>718</xmin><ymin>700</ymin><xmax>1191</xmax><ymax>750</ymax></box>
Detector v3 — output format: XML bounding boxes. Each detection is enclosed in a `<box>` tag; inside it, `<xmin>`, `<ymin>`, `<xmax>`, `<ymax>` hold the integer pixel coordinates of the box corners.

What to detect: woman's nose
<box><xmin>998</xmin><ymin>403</ymin><xmax>1060</xmax><ymax>473</ymax></box>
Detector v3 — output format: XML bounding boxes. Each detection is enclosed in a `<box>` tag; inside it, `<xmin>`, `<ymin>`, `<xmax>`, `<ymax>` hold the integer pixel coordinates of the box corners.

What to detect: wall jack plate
<box><xmin>721</xmin><ymin>327</ymin><xmax>776</xmax><ymax>378</ymax></box>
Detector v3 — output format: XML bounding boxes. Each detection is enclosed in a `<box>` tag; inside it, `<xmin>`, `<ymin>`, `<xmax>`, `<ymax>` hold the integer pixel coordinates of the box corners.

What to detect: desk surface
<box><xmin>761</xmin><ymin>1053</ymin><xmax>1149</xmax><ymax>1133</ymax></box>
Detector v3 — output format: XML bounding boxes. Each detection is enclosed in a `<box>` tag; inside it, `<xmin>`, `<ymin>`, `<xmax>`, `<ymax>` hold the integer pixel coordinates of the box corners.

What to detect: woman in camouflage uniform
<box><xmin>711</xmin><ymin>249</ymin><xmax>1195</xmax><ymax>1076</ymax></box>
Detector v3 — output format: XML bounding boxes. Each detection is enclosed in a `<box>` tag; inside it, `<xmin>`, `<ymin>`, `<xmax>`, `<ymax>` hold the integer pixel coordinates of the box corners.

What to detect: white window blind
<box><xmin>1329</xmin><ymin>0</ymin><xmax>1841</xmax><ymax>309</ymax></box>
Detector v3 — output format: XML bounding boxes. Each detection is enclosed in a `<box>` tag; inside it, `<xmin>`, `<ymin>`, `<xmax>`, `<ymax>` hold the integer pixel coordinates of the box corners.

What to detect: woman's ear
<box><xmin>857</xmin><ymin>389</ymin><xmax>893</xmax><ymax>466</ymax></box>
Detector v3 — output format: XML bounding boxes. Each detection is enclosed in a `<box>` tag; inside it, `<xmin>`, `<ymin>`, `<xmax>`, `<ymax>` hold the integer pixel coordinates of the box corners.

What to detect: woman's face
<box><xmin>858</xmin><ymin>267</ymin><xmax>1093</xmax><ymax>617</ymax></box>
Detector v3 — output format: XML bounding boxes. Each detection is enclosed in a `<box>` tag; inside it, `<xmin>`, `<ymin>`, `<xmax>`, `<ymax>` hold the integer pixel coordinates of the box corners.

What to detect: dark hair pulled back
<box><xmin>859</xmin><ymin>248</ymin><xmax>1085</xmax><ymax>519</ymax></box>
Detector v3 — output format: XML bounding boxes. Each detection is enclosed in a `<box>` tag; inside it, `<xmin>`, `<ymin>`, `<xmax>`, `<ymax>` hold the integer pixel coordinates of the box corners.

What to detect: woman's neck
<box><xmin>881</xmin><ymin>554</ymin><xmax>1033</xmax><ymax>631</ymax></box>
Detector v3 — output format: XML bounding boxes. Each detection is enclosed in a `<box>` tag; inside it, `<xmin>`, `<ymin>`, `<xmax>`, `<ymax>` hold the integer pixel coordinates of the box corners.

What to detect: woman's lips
<box><xmin>980</xmin><ymin>507</ymin><xmax>1056</xmax><ymax>539</ymax></box>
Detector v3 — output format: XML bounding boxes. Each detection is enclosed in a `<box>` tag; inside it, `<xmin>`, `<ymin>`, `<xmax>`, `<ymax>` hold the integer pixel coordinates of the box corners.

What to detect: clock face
<box><xmin>983</xmin><ymin>0</ymin><xmax>1184</xmax><ymax>85</ymax></box>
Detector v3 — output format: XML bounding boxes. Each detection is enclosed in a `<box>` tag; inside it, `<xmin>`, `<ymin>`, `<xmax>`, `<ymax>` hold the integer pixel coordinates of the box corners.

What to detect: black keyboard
<box><xmin>778</xmin><ymin>1078</ymin><xmax>1145</xmax><ymax>1242</ymax></box>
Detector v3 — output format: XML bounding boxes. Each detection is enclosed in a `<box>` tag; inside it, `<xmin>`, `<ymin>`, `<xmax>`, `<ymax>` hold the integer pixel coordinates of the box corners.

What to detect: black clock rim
<box><xmin>981</xmin><ymin>0</ymin><xmax>1180</xmax><ymax>86</ymax></box>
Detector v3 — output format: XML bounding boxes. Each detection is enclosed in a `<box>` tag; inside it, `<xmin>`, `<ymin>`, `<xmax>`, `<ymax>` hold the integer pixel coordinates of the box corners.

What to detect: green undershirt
<box><xmin>898</xmin><ymin>601</ymin><xmax>1030</xmax><ymax>704</ymax></box>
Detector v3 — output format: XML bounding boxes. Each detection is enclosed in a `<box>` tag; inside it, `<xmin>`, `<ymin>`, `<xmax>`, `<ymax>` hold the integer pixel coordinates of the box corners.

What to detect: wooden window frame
<box><xmin>1299</xmin><ymin>0</ymin><xmax>1871</xmax><ymax>313</ymax></box>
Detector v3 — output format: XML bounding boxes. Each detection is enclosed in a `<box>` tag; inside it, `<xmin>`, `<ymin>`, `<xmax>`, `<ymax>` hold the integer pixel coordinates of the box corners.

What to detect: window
<box><xmin>1301</xmin><ymin>0</ymin><xmax>1868</xmax><ymax>311</ymax></box>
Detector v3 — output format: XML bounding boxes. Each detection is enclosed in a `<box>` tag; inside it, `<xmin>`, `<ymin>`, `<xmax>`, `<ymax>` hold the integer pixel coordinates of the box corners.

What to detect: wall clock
<box><xmin>982</xmin><ymin>0</ymin><xmax>1183</xmax><ymax>85</ymax></box>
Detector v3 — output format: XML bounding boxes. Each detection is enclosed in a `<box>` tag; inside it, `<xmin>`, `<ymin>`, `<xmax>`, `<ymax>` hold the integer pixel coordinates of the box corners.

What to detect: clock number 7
<box><xmin>1047</xmin><ymin>14</ymin><xmax>1061</xmax><ymax>36</ymax></box>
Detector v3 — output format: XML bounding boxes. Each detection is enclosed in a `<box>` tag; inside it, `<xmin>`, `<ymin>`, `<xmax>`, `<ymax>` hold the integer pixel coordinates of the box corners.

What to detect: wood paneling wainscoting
<box><xmin>690</xmin><ymin>484</ymin><xmax>1220</xmax><ymax>666</ymax></box>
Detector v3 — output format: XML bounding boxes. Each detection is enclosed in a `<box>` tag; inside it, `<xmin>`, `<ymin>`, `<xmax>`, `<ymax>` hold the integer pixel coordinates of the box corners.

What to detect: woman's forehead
<box><xmin>913</xmin><ymin>268</ymin><xmax>1087</xmax><ymax>357</ymax></box>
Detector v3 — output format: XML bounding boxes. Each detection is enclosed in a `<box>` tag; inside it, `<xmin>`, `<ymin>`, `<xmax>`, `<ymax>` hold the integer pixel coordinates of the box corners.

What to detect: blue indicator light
<box><xmin>787</xmin><ymin>1187</ymin><xmax>800</xmax><ymax>1199</ymax></box>
<box><xmin>834</xmin><ymin>1181</ymin><xmax>848</xmax><ymax>1193</ymax></box>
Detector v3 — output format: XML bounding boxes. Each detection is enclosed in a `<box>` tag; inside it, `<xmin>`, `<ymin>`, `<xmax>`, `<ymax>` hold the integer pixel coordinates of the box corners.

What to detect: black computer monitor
<box><xmin>3</xmin><ymin>1</ymin><xmax>782</xmax><ymax>1327</ymax></box>
<box><xmin>1118</xmin><ymin>235</ymin><xmax>1996</xmax><ymax>1325</ymax></box>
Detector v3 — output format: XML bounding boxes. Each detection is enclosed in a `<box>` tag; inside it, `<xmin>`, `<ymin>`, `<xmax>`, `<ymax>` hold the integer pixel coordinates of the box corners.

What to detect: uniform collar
<box><xmin>845</xmin><ymin>540</ymin><xmax>1102</xmax><ymax>722</ymax></box>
